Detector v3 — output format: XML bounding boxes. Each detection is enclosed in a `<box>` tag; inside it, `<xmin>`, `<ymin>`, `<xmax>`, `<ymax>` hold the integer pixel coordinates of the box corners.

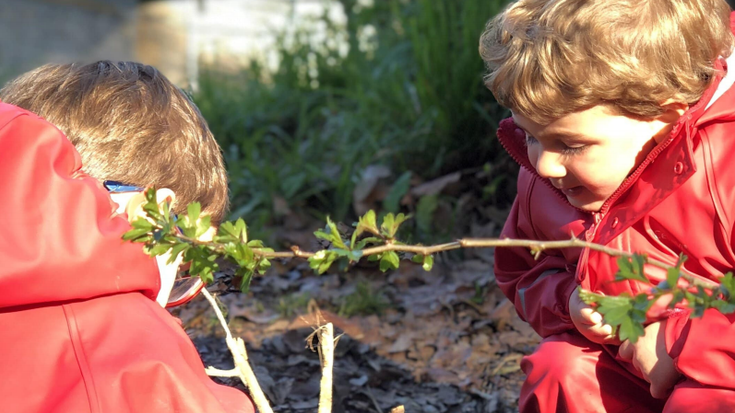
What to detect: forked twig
<box><xmin>200</xmin><ymin>288</ymin><xmax>274</xmax><ymax>413</ymax></box>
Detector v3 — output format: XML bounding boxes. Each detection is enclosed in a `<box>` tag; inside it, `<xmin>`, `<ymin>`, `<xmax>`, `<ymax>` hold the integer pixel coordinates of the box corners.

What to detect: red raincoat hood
<box><xmin>0</xmin><ymin>102</ymin><xmax>159</xmax><ymax>309</ymax></box>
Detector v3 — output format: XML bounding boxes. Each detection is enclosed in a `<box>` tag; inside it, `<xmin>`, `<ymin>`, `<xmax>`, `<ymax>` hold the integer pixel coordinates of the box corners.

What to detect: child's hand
<box><xmin>569</xmin><ymin>287</ymin><xmax>621</xmax><ymax>345</ymax></box>
<box><xmin>619</xmin><ymin>320</ymin><xmax>680</xmax><ymax>399</ymax></box>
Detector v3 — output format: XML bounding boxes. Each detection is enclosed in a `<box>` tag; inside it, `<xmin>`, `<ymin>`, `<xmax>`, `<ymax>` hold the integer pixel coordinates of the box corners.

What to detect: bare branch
<box><xmin>317</xmin><ymin>323</ymin><xmax>335</xmax><ymax>413</ymax></box>
<box><xmin>200</xmin><ymin>289</ymin><xmax>274</xmax><ymax>413</ymax></box>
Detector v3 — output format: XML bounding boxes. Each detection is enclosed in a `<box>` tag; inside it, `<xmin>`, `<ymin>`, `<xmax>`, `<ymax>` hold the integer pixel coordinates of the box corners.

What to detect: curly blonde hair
<box><xmin>480</xmin><ymin>0</ymin><xmax>733</xmax><ymax>124</ymax></box>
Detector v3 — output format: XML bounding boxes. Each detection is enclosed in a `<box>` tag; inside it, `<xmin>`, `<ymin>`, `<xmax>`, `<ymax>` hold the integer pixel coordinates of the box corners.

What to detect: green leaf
<box><xmin>348</xmin><ymin>249</ymin><xmax>364</xmax><ymax>262</ymax></box>
<box><xmin>122</xmin><ymin>228</ymin><xmax>151</xmax><ymax>241</ymax></box>
<box><xmin>196</xmin><ymin>215</ymin><xmax>212</xmax><ymax>238</ymax></box>
<box><xmin>354</xmin><ymin>237</ymin><xmax>383</xmax><ymax>250</ymax></box>
<box><xmin>247</xmin><ymin>240</ymin><xmax>265</xmax><ymax>248</ymax></box>
<box><xmin>199</xmin><ymin>266</ymin><xmax>214</xmax><ymax>284</ymax></box>
<box><xmin>666</xmin><ymin>268</ymin><xmax>680</xmax><ymax>290</ymax></box>
<box><xmin>379</xmin><ymin>251</ymin><xmax>400</xmax><ymax>272</ymax></box>
<box><xmin>380</xmin><ymin>213</ymin><xmax>411</xmax><ymax>239</ymax></box>
<box><xmin>595</xmin><ymin>294</ymin><xmax>633</xmax><ymax>326</ymax></box>
<box><xmin>720</xmin><ymin>272</ymin><xmax>735</xmax><ymax>299</ymax></box>
<box><xmin>237</xmin><ymin>267</ymin><xmax>255</xmax><ymax>292</ymax></box>
<box><xmin>167</xmin><ymin>243</ymin><xmax>190</xmax><ymax>264</ymax></box>
<box><xmin>392</xmin><ymin>213</ymin><xmax>410</xmax><ymax>235</ymax></box>
<box><xmin>411</xmin><ymin>254</ymin><xmax>424</xmax><ymax>264</ymax></box>
<box><xmin>187</xmin><ymin>202</ymin><xmax>201</xmax><ymax>224</ymax></box>
<box><xmin>351</xmin><ymin>210</ymin><xmax>380</xmax><ymax>248</ymax></box>
<box><xmin>308</xmin><ymin>250</ymin><xmax>338</xmax><ymax>275</ymax></box>
<box><xmin>130</xmin><ymin>219</ymin><xmax>154</xmax><ymax>231</ymax></box>
<box><xmin>257</xmin><ymin>258</ymin><xmax>271</xmax><ymax>273</ymax></box>
<box><xmin>381</xmin><ymin>214</ymin><xmax>395</xmax><ymax>238</ymax></box>
<box><xmin>615</xmin><ymin>255</ymin><xmax>649</xmax><ymax>284</ymax></box>
<box><xmin>147</xmin><ymin>243</ymin><xmax>171</xmax><ymax>257</ymax></box>
<box><xmin>422</xmin><ymin>255</ymin><xmax>434</xmax><ymax>271</ymax></box>
<box><xmin>383</xmin><ymin>171</ymin><xmax>412</xmax><ymax>213</ymax></box>
<box><xmin>618</xmin><ymin>315</ymin><xmax>645</xmax><ymax>343</ymax></box>
<box><xmin>218</xmin><ymin>221</ymin><xmax>237</xmax><ymax>238</ymax></box>
<box><xmin>235</xmin><ymin>218</ymin><xmax>247</xmax><ymax>243</ymax></box>
<box><xmin>314</xmin><ymin>217</ymin><xmax>347</xmax><ymax>250</ymax></box>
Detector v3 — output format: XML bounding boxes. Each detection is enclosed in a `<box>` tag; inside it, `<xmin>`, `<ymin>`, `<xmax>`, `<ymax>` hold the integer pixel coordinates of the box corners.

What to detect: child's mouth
<box><xmin>562</xmin><ymin>186</ymin><xmax>584</xmax><ymax>197</ymax></box>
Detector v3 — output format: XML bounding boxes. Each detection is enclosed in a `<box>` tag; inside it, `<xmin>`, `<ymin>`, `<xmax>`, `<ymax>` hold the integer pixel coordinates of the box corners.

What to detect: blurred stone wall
<box><xmin>0</xmin><ymin>0</ymin><xmax>341</xmax><ymax>87</ymax></box>
<box><xmin>0</xmin><ymin>0</ymin><xmax>138</xmax><ymax>81</ymax></box>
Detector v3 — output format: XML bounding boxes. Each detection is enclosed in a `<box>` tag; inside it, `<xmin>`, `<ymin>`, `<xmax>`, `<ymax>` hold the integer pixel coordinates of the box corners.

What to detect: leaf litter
<box><xmin>172</xmin><ymin>253</ymin><xmax>539</xmax><ymax>412</ymax></box>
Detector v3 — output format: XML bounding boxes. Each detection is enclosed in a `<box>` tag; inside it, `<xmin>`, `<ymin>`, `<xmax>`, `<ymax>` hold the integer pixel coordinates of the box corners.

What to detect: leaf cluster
<box><xmin>581</xmin><ymin>254</ymin><xmax>735</xmax><ymax>343</ymax></box>
<box><xmin>123</xmin><ymin>189</ymin><xmax>273</xmax><ymax>291</ymax></box>
<box><xmin>309</xmin><ymin>210</ymin><xmax>434</xmax><ymax>274</ymax></box>
<box><xmin>125</xmin><ymin>189</ymin><xmax>434</xmax><ymax>293</ymax></box>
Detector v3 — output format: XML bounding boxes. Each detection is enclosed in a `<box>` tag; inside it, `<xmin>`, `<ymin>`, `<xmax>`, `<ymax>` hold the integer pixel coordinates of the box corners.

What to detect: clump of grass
<box><xmin>338</xmin><ymin>281</ymin><xmax>390</xmax><ymax>317</ymax></box>
<box><xmin>276</xmin><ymin>292</ymin><xmax>312</xmax><ymax>318</ymax></box>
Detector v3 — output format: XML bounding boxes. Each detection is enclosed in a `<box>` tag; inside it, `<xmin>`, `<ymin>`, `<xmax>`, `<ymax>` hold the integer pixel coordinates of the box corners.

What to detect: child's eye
<box><xmin>561</xmin><ymin>145</ymin><xmax>587</xmax><ymax>155</ymax></box>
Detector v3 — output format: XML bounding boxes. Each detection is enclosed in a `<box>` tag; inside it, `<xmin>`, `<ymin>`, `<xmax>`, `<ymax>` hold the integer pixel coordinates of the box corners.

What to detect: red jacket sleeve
<box><xmin>665</xmin><ymin>309</ymin><xmax>735</xmax><ymax>389</ymax></box>
<box><xmin>495</xmin><ymin>169</ymin><xmax>586</xmax><ymax>338</ymax></box>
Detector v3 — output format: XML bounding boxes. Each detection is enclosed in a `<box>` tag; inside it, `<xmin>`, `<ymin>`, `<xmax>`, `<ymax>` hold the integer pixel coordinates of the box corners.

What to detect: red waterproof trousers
<box><xmin>520</xmin><ymin>333</ymin><xmax>735</xmax><ymax>413</ymax></box>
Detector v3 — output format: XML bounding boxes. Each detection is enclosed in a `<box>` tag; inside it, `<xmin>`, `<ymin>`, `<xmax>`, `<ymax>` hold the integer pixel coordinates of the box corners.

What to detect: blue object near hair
<box><xmin>103</xmin><ymin>180</ymin><xmax>144</xmax><ymax>193</ymax></box>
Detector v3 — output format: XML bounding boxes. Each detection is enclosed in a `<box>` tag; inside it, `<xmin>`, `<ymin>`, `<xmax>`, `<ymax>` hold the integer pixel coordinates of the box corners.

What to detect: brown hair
<box><xmin>480</xmin><ymin>0</ymin><xmax>734</xmax><ymax>124</ymax></box>
<box><xmin>0</xmin><ymin>61</ymin><xmax>229</xmax><ymax>224</ymax></box>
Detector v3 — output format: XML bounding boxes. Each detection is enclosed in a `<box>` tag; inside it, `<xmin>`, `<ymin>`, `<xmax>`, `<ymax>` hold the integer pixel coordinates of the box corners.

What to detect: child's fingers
<box><xmin>584</xmin><ymin>322</ymin><xmax>613</xmax><ymax>337</ymax></box>
<box><xmin>579</xmin><ymin>307</ymin><xmax>603</xmax><ymax>325</ymax></box>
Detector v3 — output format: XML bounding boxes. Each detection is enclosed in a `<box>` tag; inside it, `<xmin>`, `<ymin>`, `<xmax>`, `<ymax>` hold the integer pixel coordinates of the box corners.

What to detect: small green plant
<box><xmin>338</xmin><ymin>281</ymin><xmax>390</xmax><ymax>317</ymax></box>
<box><xmin>276</xmin><ymin>293</ymin><xmax>312</xmax><ymax>318</ymax></box>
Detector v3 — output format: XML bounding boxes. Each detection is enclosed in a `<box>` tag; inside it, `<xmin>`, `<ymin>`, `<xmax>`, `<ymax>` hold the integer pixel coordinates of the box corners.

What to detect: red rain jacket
<box><xmin>495</xmin><ymin>51</ymin><xmax>735</xmax><ymax>389</ymax></box>
<box><xmin>0</xmin><ymin>103</ymin><xmax>255</xmax><ymax>413</ymax></box>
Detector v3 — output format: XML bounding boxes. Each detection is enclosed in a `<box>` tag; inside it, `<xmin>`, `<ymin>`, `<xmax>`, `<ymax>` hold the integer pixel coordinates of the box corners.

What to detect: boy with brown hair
<box><xmin>1</xmin><ymin>61</ymin><xmax>226</xmax><ymax>307</ymax></box>
<box><xmin>481</xmin><ymin>0</ymin><xmax>735</xmax><ymax>412</ymax></box>
<box><xmin>0</xmin><ymin>62</ymin><xmax>254</xmax><ymax>412</ymax></box>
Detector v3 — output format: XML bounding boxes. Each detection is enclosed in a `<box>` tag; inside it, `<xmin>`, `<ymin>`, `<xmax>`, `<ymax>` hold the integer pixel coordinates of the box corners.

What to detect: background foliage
<box><xmin>193</xmin><ymin>0</ymin><xmax>513</xmax><ymax>239</ymax></box>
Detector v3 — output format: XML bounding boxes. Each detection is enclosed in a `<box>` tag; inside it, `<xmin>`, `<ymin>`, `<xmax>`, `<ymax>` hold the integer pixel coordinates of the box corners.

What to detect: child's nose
<box><xmin>534</xmin><ymin>150</ymin><xmax>566</xmax><ymax>179</ymax></box>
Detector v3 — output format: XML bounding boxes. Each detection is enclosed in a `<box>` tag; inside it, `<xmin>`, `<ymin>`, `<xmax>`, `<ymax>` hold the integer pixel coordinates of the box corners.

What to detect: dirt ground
<box><xmin>172</xmin><ymin>246</ymin><xmax>540</xmax><ymax>413</ymax></box>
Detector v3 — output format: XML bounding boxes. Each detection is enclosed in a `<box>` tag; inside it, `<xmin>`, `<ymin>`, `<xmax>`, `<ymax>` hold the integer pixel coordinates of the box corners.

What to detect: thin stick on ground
<box><xmin>200</xmin><ymin>288</ymin><xmax>274</xmax><ymax>413</ymax></box>
<box><xmin>316</xmin><ymin>323</ymin><xmax>335</xmax><ymax>413</ymax></box>
<box><xmin>389</xmin><ymin>406</ymin><xmax>405</xmax><ymax>413</ymax></box>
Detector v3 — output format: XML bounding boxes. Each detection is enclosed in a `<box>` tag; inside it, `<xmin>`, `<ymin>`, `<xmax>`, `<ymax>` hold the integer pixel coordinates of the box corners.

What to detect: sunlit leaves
<box><xmin>411</xmin><ymin>254</ymin><xmax>434</xmax><ymax>271</ymax></box>
<box><xmin>314</xmin><ymin>217</ymin><xmax>348</xmax><ymax>250</ymax></box>
<box><xmin>579</xmin><ymin>290</ymin><xmax>649</xmax><ymax>343</ymax></box>
<box><xmin>351</xmin><ymin>210</ymin><xmax>379</xmax><ymax>249</ymax></box>
<box><xmin>379</xmin><ymin>251</ymin><xmax>400</xmax><ymax>272</ymax></box>
<box><xmin>380</xmin><ymin>212</ymin><xmax>410</xmax><ymax>239</ymax></box>
<box><xmin>615</xmin><ymin>254</ymin><xmax>649</xmax><ymax>284</ymax></box>
<box><xmin>308</xmin><ymin>250</ymin><xmax>338</xmax><ymax>275</ymax></box>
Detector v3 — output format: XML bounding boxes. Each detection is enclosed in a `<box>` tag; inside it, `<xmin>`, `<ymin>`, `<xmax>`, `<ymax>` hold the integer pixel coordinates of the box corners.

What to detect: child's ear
<box><xmin>659</xmin><ymin>100</ymin><xmax>689</xmax><ymax>121</ymax></box>
<box><xmin>651</xmin><ymin>100</ymin><xmax>689</xmax><ymax>143</ymax></box>
<box><xmin>124</xmin><ymin>188</ymin><xmax>176</xmax><ymax>223</ymax></box>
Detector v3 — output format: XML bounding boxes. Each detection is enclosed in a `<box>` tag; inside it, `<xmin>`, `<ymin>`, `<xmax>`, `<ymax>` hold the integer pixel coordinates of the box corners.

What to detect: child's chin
<box><xmin>567</xmin><ymin>197</ymin><xmax>603</xmax><ymax>213</ymax></box>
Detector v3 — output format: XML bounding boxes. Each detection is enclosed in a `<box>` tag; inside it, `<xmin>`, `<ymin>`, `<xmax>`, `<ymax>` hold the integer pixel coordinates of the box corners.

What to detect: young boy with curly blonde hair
<box><xmin>481</xmin><ymin>0</ymin><xmax>735</xmax><ymax>411</ymax></box>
